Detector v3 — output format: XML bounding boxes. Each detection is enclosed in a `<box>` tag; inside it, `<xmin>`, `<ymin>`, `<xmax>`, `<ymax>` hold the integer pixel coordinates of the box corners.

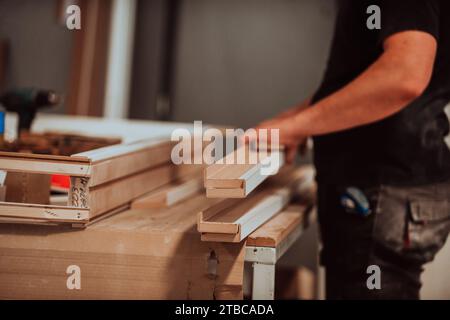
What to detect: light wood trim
<box><xmin>0</xmin><ymin>202</ymin><xmax>89</xmax><ymax>223</ymax></box>
<box><xmin>70</xmin><ymin>163</ymin><xmax>200</xmax><ymax>219</ymax></box>
<box><xmin>199</xmin><ymin>187</ymin><xmax>289</xmax><ymax>239</ymax></box>
<box><xmin>206</xmin><ymin>188</ymin><xmax>245</xmax><ymax>198</ymax></box>
<box><xmin>201</xmin><ymin>232</ymin><xmax>241</xmax><ymax>243</ymax></box>
<box><xmin>0</xmin><ymin>156</ymin><xmax>91</xmax><ymax>176</ymax></box>
<box><xmin>205</xmin><ymin>147</ymin><xmax>285</xmax><ymax>198</ymax></box>
<box><xmin>246</xmin><ymin>205</ymin><xmax>307</xmax><ymax>248</ymax></box>
<box><xmin>131</xmin><ymin>174</ymin><xmax>203</xmax><ymax>209</ymax></box>
<box><xmin>199</xmin><ymin>166</ymin><xmax>311</xmax><ymax>243</ymax></box>
<box><xmin>84</xmin><ymin>140</ymin><xmax>174</xmax><ymax>187</ymax></box>
<box><xmin>0</xmin><ymin>151</ymin><xmax>89</xmax><ymax>162</ymax></box>
<box><xmin>72</xmin><ymin>138</ymin><xmax>169</xmax><ymax>161</ymax></box>
<box><xmin>198</xmin><ymin>198</ymin><xmax>240</xmax><ymax>230</ymax></box>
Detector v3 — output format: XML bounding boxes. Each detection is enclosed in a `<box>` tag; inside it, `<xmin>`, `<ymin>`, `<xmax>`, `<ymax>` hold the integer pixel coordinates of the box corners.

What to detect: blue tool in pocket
<box><xmin>340</xmin><ymin>186</ymin><xmax>372</xmax><ymax>217</ymax></box>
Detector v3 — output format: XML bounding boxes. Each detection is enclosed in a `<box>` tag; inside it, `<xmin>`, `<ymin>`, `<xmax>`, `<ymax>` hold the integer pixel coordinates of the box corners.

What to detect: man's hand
<box><xmin>254</xmin><ymin>117</ymin><xmax>308</xmax><ymax>164</ymax></box>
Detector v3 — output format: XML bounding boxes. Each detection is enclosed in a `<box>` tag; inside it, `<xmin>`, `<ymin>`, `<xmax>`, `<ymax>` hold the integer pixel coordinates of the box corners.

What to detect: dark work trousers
<box><xmin>318</xmin><ymin>181</ymin><xmax>450</xmax><ymax>299</ymax></box>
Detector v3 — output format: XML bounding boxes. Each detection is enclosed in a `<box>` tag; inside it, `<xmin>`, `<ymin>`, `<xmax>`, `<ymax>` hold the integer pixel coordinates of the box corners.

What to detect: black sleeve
<box><xmin>378</xmin><ymin>0</ymin><xmax>440</xmax><ymax>44</ymax></box>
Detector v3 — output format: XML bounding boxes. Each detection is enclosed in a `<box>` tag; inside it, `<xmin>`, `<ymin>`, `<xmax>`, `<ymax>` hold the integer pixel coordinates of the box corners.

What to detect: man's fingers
<box><xmin>285</xmin><ymin>145</ymin><xmax>298</xmax><ymax>164</ymax></box>
<box><xmin>299</xmin><ymin>137</ymin><xmax>309</xmax><ymax>155</ymax></box>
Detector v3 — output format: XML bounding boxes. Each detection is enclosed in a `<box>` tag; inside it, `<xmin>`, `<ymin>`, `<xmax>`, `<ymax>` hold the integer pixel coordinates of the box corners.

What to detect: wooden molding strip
<box><xmin>131</xmin><ymin>174</ymin><xmax>203</xmax><ymax>209</ymax></box>
<box><xmin>83</xmin><ymin>140</ymin><xmax>175</xmax><ymax>187</ymax></box>
<box><xmin>72</xmin><ymin>138</ymin><xmax>169</xmax><ymax>161</ymax></box>
<box><xmin>199</xmin><ymin>166</ymin><xmax>314</xmax><ymax>243</ymax></box>
<box><xmin>71</xmin><ymin>204</ymin><xmax>130</xmax><ymax>228</ymax></box>
<box><xmin>0</xmin><ymin>151</ymin><xmax>90</xmax><ymax>162</ymax></box>
<box><xmin>204</xmin><ymin>147</ymin><xmax>285</xmax><ymax>198</ymax></box>
<box><xmin>0</xmin><ymin>202</ymin><xmax>90</xmax><ymax>223</ymax></box>
<box><xmin>198</xmin><ymin>187</ymin><xmax>290</xmax><ymax>243</ymax></box>
<box><xmin>70</xmin><ymin>163</ymin><xmax>200</xmax><ymax>220</ymax></box>
<box><xmin>0</xmin><ymin>155</ymin><xmax>91</xmax><ymax>177</ymax></box>
<box><xmin>0</xmin><ymin>139</ymin><xmax>174</xmax><ymax>185</ymax></box>
<box><xmin>246</xmin><ymin>205</ymin><xmax>308</xmax><ymax>248</ymax></box>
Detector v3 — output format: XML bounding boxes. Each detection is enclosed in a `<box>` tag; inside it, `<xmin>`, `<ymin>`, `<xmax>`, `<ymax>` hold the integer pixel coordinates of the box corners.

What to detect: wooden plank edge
<box><xmin>204</xmin><ymin>178</ymin><xmax>244</xmax><ymax>189</ymax></box>
<box><xmin>0</xmin><ymin>157</ymin><xmax>92</xmax><ymax>177</ymax></box>
<box><xmin>131</xmin><ymin>176</ymin><xmax>203</xmax><ymax>209</ymax></box>
<box><xmin>205</xmin><ymin>188</ymin><xmax>245</xmax><ymax>198</ymax></box>
<box><xmin>166</xmin><ymin>177</ymin><xmax>203</xmax><ymax>206</ymax></box>
<box><xmin>72</xmin><ymin>204</ymin><xmax>129</xmax><ymax>228</ymax></box>
<box><xmin>71</xmin><ymin>137</ymin><xmax>171</xmax><ymax>161</ymax></box>
<box><xmin>201</xmin><ymin>232</ymin><xmax>242</xmax><ymax>243</ymax></box>
<box><xmin>197</xmin><ymin>221</ymin><xmax>240</xmax><ymax>234</ymax></box>
<box><xmin>237</xmin><ymin>191</ymin><xmax>290</xmax><ymax>240</ymax></box>
<box><xmin>246</xmin><ymin>206</ymin><xmax>306</xmax><ymax>248</ymax></box>
<box><xmin>0</xmin><ymin>202</ymin><xmax>90</xmax><ymax>223</ymax></box>
<box><xmin>0</xmin><ymin>151</ymin><xmax>90</xmax><ymax>162</ymax></box>
<box><xmin>197</xmin><ymin>199</ymin><xmax>241</xmax><ymax>234</ymax></box>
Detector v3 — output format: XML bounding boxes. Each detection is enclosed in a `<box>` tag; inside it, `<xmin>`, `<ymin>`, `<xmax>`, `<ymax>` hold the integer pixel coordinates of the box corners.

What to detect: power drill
<box><xmin>0</xmin><ymin>88</ymin><xmax>61</xmax><ymax>136</ymax></box>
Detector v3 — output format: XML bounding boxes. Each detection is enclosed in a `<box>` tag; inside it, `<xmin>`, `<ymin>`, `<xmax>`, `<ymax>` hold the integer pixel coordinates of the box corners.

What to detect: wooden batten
<box><xmin>0</xmin><ymin>137</ymin><xmax>183</xmax><ymax>226</ymax></box>
<box><xmin>204</xmin><ymin>146</ymin><xmax>285</xmax><ymax>198</ymax></box>
<box><xmin>131</xmin><ymin>174</ymin><xmax>203</xmax><ymax>209</ymax></box>
<box><xmin>246</xmin><ymin>205</ymin><xmax>308</xmax><ymax>248</ymax></box>
<box><xmin>70</xmin><ymin>163</ymin><xmax>200</xmax><ymax>221</ymax></box>
<box><xmin>199</xmin><ymin>166</ymin><xmax>315</xmax><ymax>243</ymax></box>
<box><xmin>0</xmin><ymin>194</ymin><xmax>245</xmax><ymax>300</ymax></box>
<box><xmin>0</xmin><ymin>202</ymin><xmax>89</xmax><ymax>223</ymax></box>
<box><xmin>73</xmin><ymin>139</ymin><xmax>175</xmax><ymax>187</ymax></box>
<box><xmin>0</xmin><ymin>152</ymin><xmax>91</xmax><ymax>176</ymax></box>
<box><xmin>198</xmin><ymin>187</ymin><xmax>291</xmax><ymax>243</ymax></box>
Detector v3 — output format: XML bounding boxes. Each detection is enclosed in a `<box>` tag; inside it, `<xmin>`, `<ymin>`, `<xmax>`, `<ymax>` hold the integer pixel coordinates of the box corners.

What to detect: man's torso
<box><xmin>312</xmin><ymin>0</ymin><xmax>450</xmax><ymax>187</ymax></box>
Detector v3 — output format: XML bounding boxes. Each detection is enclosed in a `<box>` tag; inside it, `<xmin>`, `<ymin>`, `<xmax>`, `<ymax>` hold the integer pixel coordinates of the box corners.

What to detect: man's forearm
<box><xmin>275</xmin><ymin>98</ymin><xmax>311</xmax><ymax>120</ymax></box>
<box><xmin>289</xmin><ymin>32</ymin><xmax>436</xmax><ymax>137</ymax></box>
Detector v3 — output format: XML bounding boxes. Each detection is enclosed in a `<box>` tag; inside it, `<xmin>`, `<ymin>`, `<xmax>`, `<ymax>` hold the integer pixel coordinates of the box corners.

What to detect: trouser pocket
<box><xmin>407</xmin><ymin>198</ymin><xmax>450</xmax><ymax>262</ymax></box>
<box><xmin>373</xmin><ymin>184</ymin><xmax>450</xmax><ymax>265</ymax></box>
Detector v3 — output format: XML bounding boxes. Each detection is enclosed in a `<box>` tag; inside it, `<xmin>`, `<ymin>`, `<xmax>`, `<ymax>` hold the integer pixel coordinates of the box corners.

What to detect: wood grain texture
<box><xmin>0</xmin><ymin>153</ymin><xmax>91</xmax><ymax>176</ymax></box>
<box><xmin>5</xmin><ymin>173</ymin><xmax>50</xmax><ymax>205</ymax></box>
<box><xmin>205</xmin><ymin>146</ymin><xmax>285</xmax><ymax>198</ymax></box>
<box><xmin>199</xmin><ymin>166</ymin><xmax>315</xmax><ymax>243</ymax></box>
<box><xmin>81</xmin><ymin>139</ymin><xmax>175</xmax><ymax>187</ymax></box>
<box><xmin>0</xmin><ymin>202</ymin><xmax>89</xmax><ymax>223</ymax></box>
<box><xmin>199</xmin><ymin>187</ymin><xmax>291</xmax><ymax>242</ymax></box>
<box><xmin>70</xmin><ymin>163</ymin><xmax>201</xmax><ymax>220</ymax></box>
<box><xmin>246</xmin><ymin>205</ymin><xmax>307</xmax><ymax>248</ymax></box>
<box><xmin>131</xmin><ymin>173</ymin><xmax>203</xmax><ymax>209</ymax></box>
<box><xmin>0</xmin><ymin>137</ymin><xmax>184</xmax><ymax>225</ymax></box>
<box><xmin>0</xmin><ymin>194</ymin><xmax>245</xmax><ymax>300</ymax></box>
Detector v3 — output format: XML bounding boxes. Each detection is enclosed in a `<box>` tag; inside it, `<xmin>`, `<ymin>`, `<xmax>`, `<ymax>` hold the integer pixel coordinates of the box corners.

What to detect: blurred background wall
<box><xmin>130</xmin><ymin>0</ymin><xmax>335</xmax><ymax>128</ymax></box>
<box><xmin>0</xmin><ymin>0</ymin><xmax>73</xmax><ymax>114</ymax></box>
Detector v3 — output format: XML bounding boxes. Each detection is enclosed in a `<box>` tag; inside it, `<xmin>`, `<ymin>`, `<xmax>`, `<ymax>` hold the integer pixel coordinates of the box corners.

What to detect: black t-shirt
<box><xmin>312</xmin><ymin>0</ymin><xmax>450</xmax><ymax>186</ymax></box>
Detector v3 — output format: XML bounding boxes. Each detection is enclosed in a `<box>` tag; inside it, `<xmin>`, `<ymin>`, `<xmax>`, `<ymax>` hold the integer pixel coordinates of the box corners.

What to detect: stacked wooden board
<box><xmin>199</xmin><ymin>145</ymin><xmax>316</xmax><ymax>243</ymax></box>
<box><xmin>204</xmin><ymin>146</ymin><xmax>285</xmax><ymax>198</ymax></box>
<box><xmin>0</xmin><ymin>194</ymin><xmax>246</xmax><ymax>299</ymax></box>
<box><xmin>0</xmin><ymin>115</ymin><xmax>318</xmax><ymax>300</ymax></box>
<box><xmin>0</xmin><ymin>125</ymin><xmax>248</xmax><ymax>299</ymax></box>
<box><xmin>0</xmin><ymin>138</ymin><xmax>202</xmax><ymax>226</ymax></box>
<box><xmin>131</xmin><ymin>174</ymin><xmax>203</xmax><ymax>209</ymax></box>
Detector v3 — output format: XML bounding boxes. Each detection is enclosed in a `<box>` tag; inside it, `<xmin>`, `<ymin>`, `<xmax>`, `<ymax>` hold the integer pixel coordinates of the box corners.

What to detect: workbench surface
<box><xmin>0</xmin><ymin>194</ymin><xmax>245</xmax><ymax>300</ymax></box>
